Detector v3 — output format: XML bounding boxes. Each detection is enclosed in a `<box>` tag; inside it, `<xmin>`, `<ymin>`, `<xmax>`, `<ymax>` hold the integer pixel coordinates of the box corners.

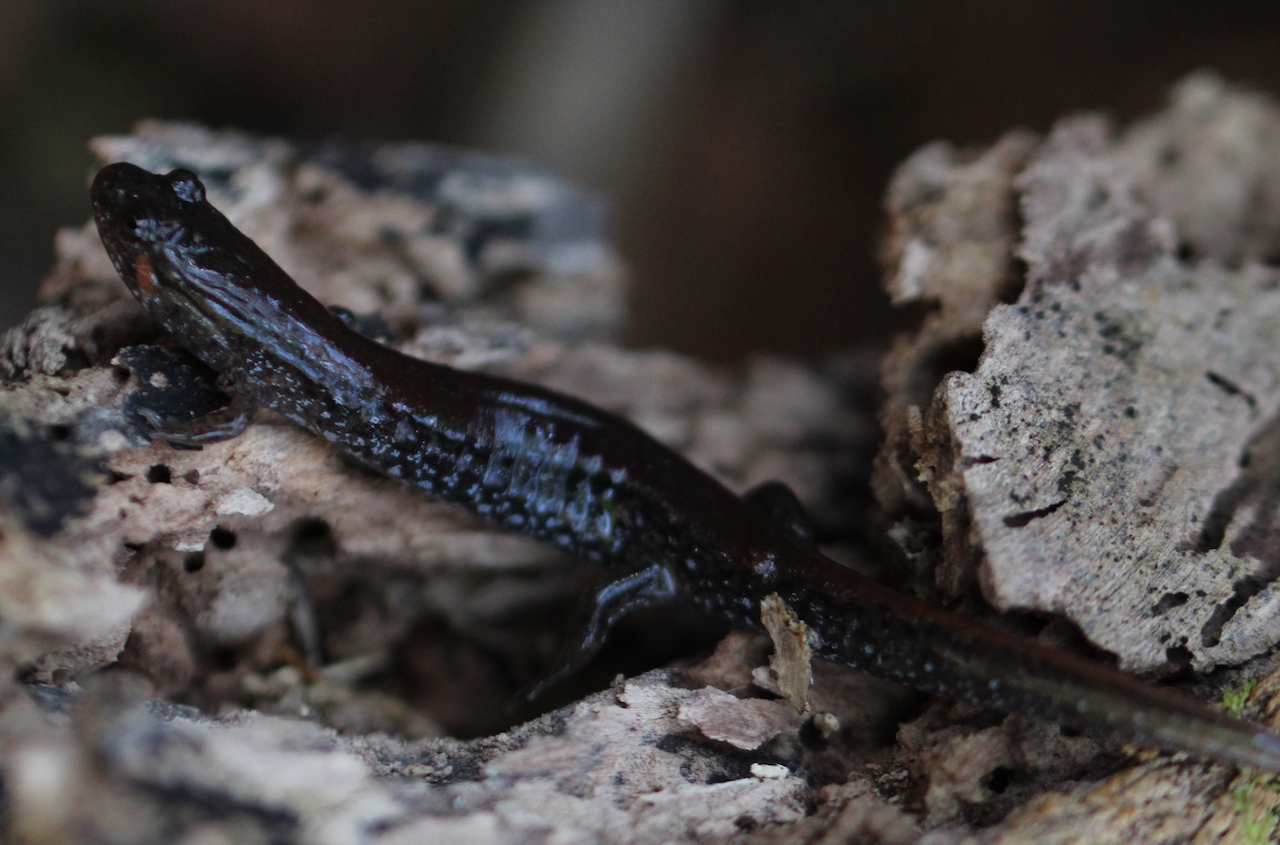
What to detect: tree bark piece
<box><xmin>884</xmin><ymin>73</ymin><xmax>1280</xmax><ymax>675</ymax></box>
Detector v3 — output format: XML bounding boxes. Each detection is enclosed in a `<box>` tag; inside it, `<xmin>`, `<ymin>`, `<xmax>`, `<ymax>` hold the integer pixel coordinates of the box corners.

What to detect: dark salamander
<box><xmin>92</xmin><ymin>162</ymin><xmax>1280</xmax><ymax>769</ymax></box>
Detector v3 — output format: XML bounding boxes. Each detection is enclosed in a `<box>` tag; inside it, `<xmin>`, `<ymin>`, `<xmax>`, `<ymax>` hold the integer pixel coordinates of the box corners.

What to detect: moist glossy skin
<box><xmin>93</xmin><ymin>161</ymin><xmax>1280</xmax><ymax>770</ymax></box>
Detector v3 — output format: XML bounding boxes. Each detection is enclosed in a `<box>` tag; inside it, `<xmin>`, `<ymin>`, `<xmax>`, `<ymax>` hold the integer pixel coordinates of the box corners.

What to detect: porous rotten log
<box><xmin>4</xmin><ymin>73</ymin><xmax>1280</xmax><ymax>844</ymax></box>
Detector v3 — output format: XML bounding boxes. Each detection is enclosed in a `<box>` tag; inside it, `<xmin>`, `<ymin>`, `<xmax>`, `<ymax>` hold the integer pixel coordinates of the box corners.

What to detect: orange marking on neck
<box><xmin>134</xmin><ymin>254</ymin><xmax>156</xmax><ymax>296</ymax></box>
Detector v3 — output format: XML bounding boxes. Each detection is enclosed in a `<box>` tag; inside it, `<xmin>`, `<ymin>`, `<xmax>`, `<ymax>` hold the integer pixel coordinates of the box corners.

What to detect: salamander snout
<box><xmin>91</xmin><ymin>162</ymin><xmax>208</xmax><ymax>221</ymax></box>
<box><xmin>91</xmin><ymin>162</ymin><xmax>154</xmax><ymax>209</ymax></box>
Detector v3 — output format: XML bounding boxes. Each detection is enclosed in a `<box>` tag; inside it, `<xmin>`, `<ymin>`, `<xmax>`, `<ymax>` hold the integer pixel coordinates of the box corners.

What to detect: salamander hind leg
<box><xmin>743</xmin><ymin>480</ymin><xmax>817</xmax><ymax>548</ymax></box>
<box><xmin>327</xmin><ymin>305</ymin><xmax>396</xmax><ymax>343</ymax></box>
<box><xmin>521</xmin><ymin>563</ymin><xmax>682</xmax><ymax>701</ymax></box>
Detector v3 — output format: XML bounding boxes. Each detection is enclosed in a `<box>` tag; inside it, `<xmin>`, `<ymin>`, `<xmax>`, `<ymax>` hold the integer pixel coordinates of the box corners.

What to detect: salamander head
<box><xmin>92</xmin><ymin>163</ymin><xmax>219</xmax><ymax>305</ymax></box>
<box><xmin>91</xmin><ymin>162</ymin><xmax>337</xmax><ymax>373</ymax></box>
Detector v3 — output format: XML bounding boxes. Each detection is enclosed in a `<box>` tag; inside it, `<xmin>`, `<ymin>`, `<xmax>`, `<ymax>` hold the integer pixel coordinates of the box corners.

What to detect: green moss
<box><xmin>1232</xmin><ymin>774</ymin><xmax>1280</xmax><ymax>844</ymax></box>
<box><xmin>1223</xmin><ymin>679</ymin><xmax>1258</xmax><ymax>719</ymax></box>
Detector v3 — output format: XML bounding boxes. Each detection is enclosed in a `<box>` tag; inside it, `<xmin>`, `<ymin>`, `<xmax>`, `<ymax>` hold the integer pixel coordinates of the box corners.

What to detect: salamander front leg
<box><xmin>743</xmin><ymin>480</ymin><xmax>817</xmax><ymax>548</ymax></box>
<box><xmin>140</xmin><ymin>393</ymin><xmax>257</xmax><ymax>447</ymax></box>
<box><xmin>522</xmin><ymin>562</ymin><xmax>682</xmax><ymax>701</ymax></box>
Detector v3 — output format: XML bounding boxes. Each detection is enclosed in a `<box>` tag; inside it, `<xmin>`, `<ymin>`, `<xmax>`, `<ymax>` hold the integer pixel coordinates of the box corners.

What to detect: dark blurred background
<box><xmin>3</xmin><ymin>1</ymin><xmax>1280</xmax><ymax>360</ymax></box>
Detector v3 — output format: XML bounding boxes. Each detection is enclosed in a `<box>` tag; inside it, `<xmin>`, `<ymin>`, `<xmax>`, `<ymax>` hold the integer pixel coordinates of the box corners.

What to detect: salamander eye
<box><xmin>166</xmin><ymin>169</ymin><xmax>206</xmax><ymax>203</ymax></box>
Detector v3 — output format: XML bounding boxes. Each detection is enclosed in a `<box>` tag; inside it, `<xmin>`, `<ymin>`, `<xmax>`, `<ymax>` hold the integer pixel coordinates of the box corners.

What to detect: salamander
<box><xmin>91</xmin><ymin>161</ymin><xmax>1280</xmax><ymax>769</ymax></box>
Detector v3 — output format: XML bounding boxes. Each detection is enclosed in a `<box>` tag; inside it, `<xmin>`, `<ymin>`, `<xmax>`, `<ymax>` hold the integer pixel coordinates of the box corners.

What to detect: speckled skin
<box><xmin>93</xmin><ymin>162</ymin><xmax>1280</xmax><ymax>770</ymax></box>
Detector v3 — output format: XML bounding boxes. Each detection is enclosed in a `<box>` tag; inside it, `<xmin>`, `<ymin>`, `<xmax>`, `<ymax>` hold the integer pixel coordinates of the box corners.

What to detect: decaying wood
<box><xmin>0</xmin><ymin>121</ymin><xmax>894</xmax><ymax>844</ymax></box>
<box><xmin>881</xmin><ymin>73</ymin><xmax>1280</xmax><ymax>676</ymax></box>
<box><xmin>7</xmin><ymin>73</ymin><xmax>1280</xmax><ymax>843</ymax></box>
<box><xmin>872</xmin><ymin>71</ymin><xmax>1280</xmax><ymax>842</ymax></box>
